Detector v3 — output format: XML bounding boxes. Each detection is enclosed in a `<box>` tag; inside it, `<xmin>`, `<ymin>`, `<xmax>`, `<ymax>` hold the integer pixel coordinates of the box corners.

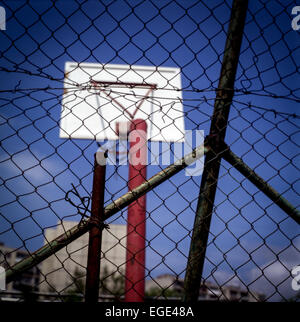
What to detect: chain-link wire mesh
<box><xmin>0</xmin><ymin>0</ymin><xmax>299</xmax><ymax>302</ymax></box>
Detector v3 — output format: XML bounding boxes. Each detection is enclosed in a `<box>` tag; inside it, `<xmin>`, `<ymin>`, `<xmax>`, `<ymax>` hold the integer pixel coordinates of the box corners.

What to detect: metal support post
<box><xmin>183</xmin><ymin>0</ymin><xmax>249</xmax><ymax>302</ymax></box>
<box><xmin>85</xmin><ymin>153</ymin><xmax>106</xmax><ymax>302</ymax></box>
<box><xmin>125</xmin><ymin>119</ymin><xmax>147</xmax><ymax>302</ymax></box>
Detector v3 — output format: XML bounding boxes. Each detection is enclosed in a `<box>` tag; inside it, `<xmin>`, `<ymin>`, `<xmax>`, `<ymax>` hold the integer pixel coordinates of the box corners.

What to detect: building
<box><xmin>198</xmin><ymin>280</ymin><xmax>265</xmax><ymax>302</ymax></box>
<box><xmin>39</xmin><ymin>221</ymin><xmax>127</xmax><ymax>299</ymax></box>
<box><xmin>145</xmin><ymin>274</ymin><xmax>264</xmax><ymax>302</ymax></box>
<box><xmin>0</xmin><ymin>221</ymin><xmax>127</xmax><ymax>301</ymax></box>
<box><xmin>0</xmin><ymin>242</ymin><xmax>41</xmax><ymax>300</ymax></box>
<box><xmin>146</xmin><ymin>274</ymin><xmax>184</xmax><ymax>298</ymax></box>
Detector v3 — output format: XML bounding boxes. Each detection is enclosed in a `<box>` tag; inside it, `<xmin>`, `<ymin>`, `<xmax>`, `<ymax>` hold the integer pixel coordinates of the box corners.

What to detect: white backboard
<box><xmin>60</xmin><ymin>62</ymin><xmax>185</xmax><ymax>142</ymax></box>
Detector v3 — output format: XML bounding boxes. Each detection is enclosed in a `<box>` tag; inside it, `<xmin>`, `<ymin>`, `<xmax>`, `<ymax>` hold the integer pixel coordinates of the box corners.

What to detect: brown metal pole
<box><xmin>85</xmin><ymin>153</ymin><xmax>106</xmax><ymax>303</ymax></box>
<box><xmin>223</xmin><ymin>146</ymin><xmax>300</xmax><ymax>225</ymax></box>
<box><xmin>183</xmin><ymin>0</ymin><xmax>249</xmax><ymax>302</ymax></box>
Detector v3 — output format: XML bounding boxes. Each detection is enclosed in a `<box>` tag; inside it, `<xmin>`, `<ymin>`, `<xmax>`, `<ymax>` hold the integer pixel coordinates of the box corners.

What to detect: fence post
<box><xmin>183</xmin><ymin>0</ymin><xmax>249</xmax><ymax>302</ymax></box>
<box><xmin>85</xmin><ymin>153</ymin><xmax>106</xmax><ymax>303</ymax></box>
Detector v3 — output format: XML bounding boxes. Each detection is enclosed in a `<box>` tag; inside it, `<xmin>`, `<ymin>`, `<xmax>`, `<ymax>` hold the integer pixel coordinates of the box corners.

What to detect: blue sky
<box><xmin>0</xmin><ymin>0</ymin><xmax>299</xmax><ymax>301</ymax></box>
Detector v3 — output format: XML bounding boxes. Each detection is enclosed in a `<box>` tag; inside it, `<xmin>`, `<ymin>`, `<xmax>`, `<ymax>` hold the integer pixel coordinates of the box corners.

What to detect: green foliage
<box><xmin>17</xmin><ymin>284</ymin><xmax>38</xmax><ymax>302</ymax></box>
<box><xmin>100</xmin><ymin>266</ymin><xmax>125</xmax><ymax>299</ymax></box>
<box><xmin>63</xmin><ymin>268</ymin><xmax>85</xmax><ymax>302</ymax></box>
<box><xmin>284</xmin><ymin>292</ymin><xmax>300</xmax><ymax>302</ymax></box>
<box><xmin>63</xmin><ymin>266</ymin><xmax>125</xmax><ymax>302</ymax></box>
<box><xmin>146</xmin><ymin>286</ymin><xmax>182</xmax><ymax>298</ymax></box>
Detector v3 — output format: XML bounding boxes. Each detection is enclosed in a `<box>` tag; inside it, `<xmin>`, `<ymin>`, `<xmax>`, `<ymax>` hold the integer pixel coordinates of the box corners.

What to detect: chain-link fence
<box><xmin>0</xmin><ymin>0</ymin><xmax>299</xmax><ymax>302</ymax></box>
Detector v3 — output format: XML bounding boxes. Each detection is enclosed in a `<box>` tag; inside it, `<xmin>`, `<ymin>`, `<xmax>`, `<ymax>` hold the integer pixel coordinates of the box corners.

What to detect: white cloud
<box><xmin>248</xmin><ymin>243</ymin><xmax>300</xmax><ymax>301</ymax></box>
<box><xmin>1</xmin><ymin>150</ymin><xmax>64</xmax><ymax>184</ymax></box>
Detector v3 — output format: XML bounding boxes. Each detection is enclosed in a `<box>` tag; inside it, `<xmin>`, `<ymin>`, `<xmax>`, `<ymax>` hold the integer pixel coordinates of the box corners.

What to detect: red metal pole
<box><xmin>85</xmin><ymin>153</ymin><xmax>106</xmax><ymax>303</ymax></box>
<box><xmin>125</xmin><ymin>119</ymin><xmax>147</xmax><ymax>302</ymax></box>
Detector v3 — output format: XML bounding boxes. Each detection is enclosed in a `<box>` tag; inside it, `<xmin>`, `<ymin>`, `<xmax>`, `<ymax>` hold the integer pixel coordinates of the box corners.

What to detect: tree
<box><xmin>63</xmin><ymin>266</ymin><xmax>125</xmax><ymax>302</ymax></box>
<box><xmin>145</xmin><ymin>286</ymin><xmax>182</xmax><ymax>299</ymax></box>
<box><xmin>17</xmin><ymin>284</ymin><xmax>38</xmax><ymax>302</ymax></box>
<box><xmin>100</xmin><ymin>266</ymin><xmax>125</xmax><ymax>300</ymax></box>
<box><xmin>284</xmin><ymin>292</ymin><xmax>300</xmax><ymax>302</ymax></box>
<box><xmin>64</xmin><ymin>268</ymin><xmax>85</xmax><ymax>302</ymax></box>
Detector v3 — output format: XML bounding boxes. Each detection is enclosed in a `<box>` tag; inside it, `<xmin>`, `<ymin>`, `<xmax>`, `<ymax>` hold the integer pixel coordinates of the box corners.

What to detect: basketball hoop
<box><xmin>60</xmin><ymin>62</ymin><xmax>185</xmax><ymax>302</ymax></box>
<box><xmin>60</xmin><ymin>62</ymin><xmax>184</xmax><ymax>142</ymax></box>
<box><xmin>90</xmin><ymin>80</ymin><xmax>157</xmax><ymax>121</ymax></box>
